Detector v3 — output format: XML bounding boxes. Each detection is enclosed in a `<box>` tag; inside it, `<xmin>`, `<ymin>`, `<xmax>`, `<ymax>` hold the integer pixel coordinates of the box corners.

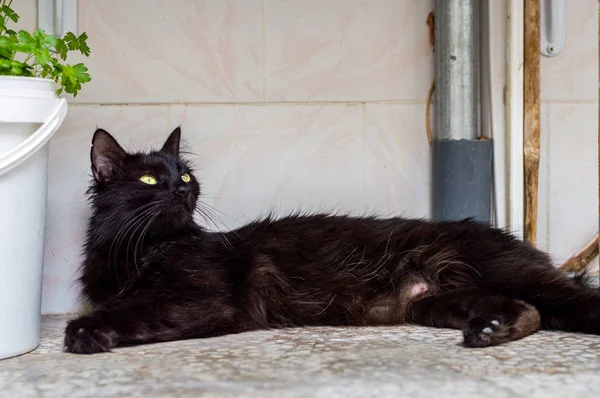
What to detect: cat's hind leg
<box><xmin>501</xmin><ymin>271</ymin><xmax>600</xmax><ymax>335</ymax></box>
<box><xmin>406</xmin><ymin>290</ymin><xmax>541</xmax><ymax>347</ymax></box>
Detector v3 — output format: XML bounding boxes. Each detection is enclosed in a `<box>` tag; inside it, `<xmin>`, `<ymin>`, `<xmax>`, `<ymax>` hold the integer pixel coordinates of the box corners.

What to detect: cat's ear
<box><xmin>90</xmin><ymin>129</ymin><xmax>127</xmax><ymax>183</ymax></box>
<box><xmin>160</xmin><ymin>127</ymin><xmax>181</xmax><ymax>156</ymax></box>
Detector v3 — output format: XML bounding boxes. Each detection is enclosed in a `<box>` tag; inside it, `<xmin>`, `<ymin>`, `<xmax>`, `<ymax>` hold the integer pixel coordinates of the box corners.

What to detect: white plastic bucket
<box><xmin>0</xmin><ymin>77</ymin><xmax>67</xmax><ymax>359</ymax></box>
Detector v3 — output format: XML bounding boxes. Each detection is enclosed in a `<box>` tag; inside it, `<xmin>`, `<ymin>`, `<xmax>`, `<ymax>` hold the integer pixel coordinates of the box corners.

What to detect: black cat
<box><xmin>64</xmin><ymin>128</ymin><xmax>600</xmax><ymax>354</ymax></box>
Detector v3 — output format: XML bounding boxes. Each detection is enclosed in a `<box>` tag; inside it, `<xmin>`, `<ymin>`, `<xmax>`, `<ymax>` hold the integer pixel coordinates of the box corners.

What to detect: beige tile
<box><xmin>11</xmin><ymin>0</ymin><xmax>37</xmax><ymax>32</ymax></box>
<box><xmin>536</xmin><ymin>103</ymin><xmax>550</xmax><ymax>252</ymax></box>
<box><xmin>541</xmin><ymin>0</ymin><xmax>598</xmax><ymax>101</ymax></box>
<box><xmin>70</xmin><ymin>0</ymin><xmax>263</xmax><ymax>103</ymax></box>
<box><xmin>546</xmin><ymin>103</ymin><xmax>598</xmax><ymax>265</ymax></box>
<box><xmin>43</xmin><ymin>104</ymin><xmax>365</xmax><ymax>313</ymax></box>
<box><xmin>365</xmin><ymin>104</ymin><xmax>430</xmax><ymax>218</ymax></box>
<box><xmin>265</xmin><ymin>0</ymin><xmax>434</xmax><ymax>102</ymax></box>
<box><xmin>174</xmin><ymin>104</ymin><xmax>366</xmax><ymax>228</ymax></box>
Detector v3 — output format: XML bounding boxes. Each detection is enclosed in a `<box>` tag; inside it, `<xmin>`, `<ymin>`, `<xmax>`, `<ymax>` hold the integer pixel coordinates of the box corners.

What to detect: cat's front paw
<box><xmin>64</xmin><ymin>316</ymin><xmax>118</xmax><ymax>354</ymax></box>
<box><xmin>462</xmin><ymin>316</ymin><xmax>510</xmax><ymax>348</ymax></box>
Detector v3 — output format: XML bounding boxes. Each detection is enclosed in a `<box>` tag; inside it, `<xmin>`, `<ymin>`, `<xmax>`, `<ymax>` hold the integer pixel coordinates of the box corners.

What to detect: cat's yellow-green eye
<box><xmin>139</xmin><ymin>174</ymin><xmax>158</xmax><ymax>185</ymax></box>
<box><xmin>181</xmin><ymin>173</ymin><xmax>191</xmax><ymax>183</ymax></box>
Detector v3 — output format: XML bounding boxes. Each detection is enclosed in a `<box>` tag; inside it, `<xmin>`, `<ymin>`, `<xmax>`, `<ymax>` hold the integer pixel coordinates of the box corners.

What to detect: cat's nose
<box><xmin>175</xmin><ymin>185</ymin><xmax>188</xmax><ymax>196</ymax></box>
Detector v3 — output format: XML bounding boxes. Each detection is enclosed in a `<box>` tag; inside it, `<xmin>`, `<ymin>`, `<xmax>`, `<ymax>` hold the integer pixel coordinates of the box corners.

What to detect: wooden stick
<box><xmin>427</xmin><ymin>11</ymin><xmax>435</xmax><ymax>50</ymax></box>
<box><xmin>560</xmin><ymin>233</ymin><xmax>600</xmax><ymax>272</ymax></box>
<box><xmin>426</xmin><ymin>79</ymin><xmax>435</xmax><ymax>146</ymax></box>
<box><xmin>523</xmin><ymin>0</ymin><xmax>541</xmax><ymax>246</ymax></box>
<box><xmin>425</xmin><ymin>11</ymin><xmax>435</xmax><ymax>147</ymax></box>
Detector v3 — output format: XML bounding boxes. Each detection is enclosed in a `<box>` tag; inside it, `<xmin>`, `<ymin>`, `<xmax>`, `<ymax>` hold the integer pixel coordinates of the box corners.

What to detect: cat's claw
<box><xmin>64</xmin><ymin>316</ymin><xmax>118</xmax><ymax>354</ymax></box>
<box><xmin>462</xmin><ymin>316</ymin><xmax>510</xmax><ymax>348</ymax></box>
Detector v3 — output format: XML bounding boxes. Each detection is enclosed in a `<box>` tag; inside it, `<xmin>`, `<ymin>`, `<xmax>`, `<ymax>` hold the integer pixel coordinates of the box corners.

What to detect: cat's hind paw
<box><xmin>462</xmin><ymin>316</ymin><xmax>510</xmax><ymax>348</ymax></box>
<box><xmin>64</xmin><ymin>316</ymin><xmax>118</xmax><ymax>354</ymax></box>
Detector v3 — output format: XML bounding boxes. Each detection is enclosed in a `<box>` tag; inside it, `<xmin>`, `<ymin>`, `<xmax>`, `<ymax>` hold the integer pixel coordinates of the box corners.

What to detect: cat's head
<box><xmin>88</xmin><ymin>127</ymin><xmax>200</xmax><ymax>235</ymax></box>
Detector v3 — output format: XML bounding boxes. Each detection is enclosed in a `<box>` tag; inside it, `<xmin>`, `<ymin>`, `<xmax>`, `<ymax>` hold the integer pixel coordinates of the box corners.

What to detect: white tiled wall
<box><xmin>536</xmin><ymin>2</ymin><xmax>598</xmax><ymax>271</ymax></box>
<box><xmin>14</xmin><ymin>0</ymin><xmax>595</xmax><ymax>314</ymax></box>
<box><xmin>263</xmin><ymin>0</ymin><xmax>434</xmax><ymax>102</ymax></box>
<box><xmin>73</xmin><ymin>0</ymin><xmax>264</xmax><ymax>103</ymax></box>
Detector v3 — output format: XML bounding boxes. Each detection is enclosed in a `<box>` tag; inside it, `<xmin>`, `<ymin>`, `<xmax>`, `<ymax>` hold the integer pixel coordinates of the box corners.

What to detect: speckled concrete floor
<box><xmin>1</xmin><ymin>316</ymin><xmax>600</xmax><ymax>397</ymax></box>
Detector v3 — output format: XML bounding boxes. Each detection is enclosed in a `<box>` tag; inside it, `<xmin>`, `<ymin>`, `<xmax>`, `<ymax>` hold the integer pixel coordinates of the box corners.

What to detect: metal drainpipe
<box><xmin>432</xmin><ymin>0</ymin><xmax>493</xmax><ymax>223</ymax></box>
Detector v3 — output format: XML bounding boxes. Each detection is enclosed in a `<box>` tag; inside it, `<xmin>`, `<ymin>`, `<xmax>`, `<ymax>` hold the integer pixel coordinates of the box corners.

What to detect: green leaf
<box><xmin>20</xmin><ymin>67</ymin><xmax>34</xmax><ymax>77</ymax></box>
<box><xmin>63</xmin><ymin>32</ymin><xmax>78</xmax><ymax>50</ymax></box>
<box><xmin>34</xmin><ymin>46</ymin><xmax>50</xmax><ymax>65</ymax></box>
<box><xmin>56</xmin><ymin>62</ymin><xmax>91</xmax><ymax>96</ymax></box>
<box><xmin>17</xmin><ymin>30</ymin><xmax>34</xmax><ymax>46</ymax></box>
<box><xmin>72</xmin><ymin>63</ymin><xmax>91</xmax><ymax>83</ymax></box>
<box><xmin>0</xmin><ymin>36</ymin><xmax>15</xmax><ymax>58</ymax></box>
<box><xmin>50</xmin><ymin>61</ymin><xmax>62</xmax><ymax>79</ymax></box>
<box><xmin>33</xmin><ymin>28</ymin><xmax>47</xmax><ymax>41</ymax></box>
<box><xmin>10</xmin><ymin>63</ymin><xmax>22</xmax><ymax>75</ymax></box>
<box><xmin>5</xmin><ymin>29</ymin><xmax>17</xmax><ymax>37</ymax></box>
<box><xmin>0</xmin><ymin>59</ymin><xmax>29</xmax><ymax>77</ymax></box>
<box><xmin>77</xmin><ymin>32</ymin><xmax>90</xmax><ymax>56</ymax></box>
<box><xmin>0</xmin><ymin>59</ymin><xmax>11</xmax><ymax>69</ymax></box>
<box><xmin>55</xmin><ymin>38</ymin><xmax>68</xmax><ymax>60</ymax></box>
<box><xmin>13</xmin><ymin>29</ymin><xmax>35</xmax><ymax>53</ymax></box>
<box><xmin>14</xmin><ymin>43</ymin><xmax>33</xmax><ymax>53</ymax></box>
<box><xmin>43</xmin><ymin>33</ymin><xmax>58</xmax><ymax>49</ymax></box>
<box><xmin>1</xmin><ymin>5</ymin><xmax>20</xmax><ymax>23</ymax></box>
<box><xmin>40</xmin><ymin>62</ymin><xmax>53</xmax><ymax>78</ymax></box>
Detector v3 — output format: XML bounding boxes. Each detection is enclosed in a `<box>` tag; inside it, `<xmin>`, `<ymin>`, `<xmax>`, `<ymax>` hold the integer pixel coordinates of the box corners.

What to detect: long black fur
<box><xmin>64</xmin><ymin>128</ymin><xmax>600</xmax><ymax>354</ymax></box>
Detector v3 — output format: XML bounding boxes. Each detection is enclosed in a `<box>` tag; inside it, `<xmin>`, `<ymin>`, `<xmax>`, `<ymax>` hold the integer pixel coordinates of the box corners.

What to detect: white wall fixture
<box><xmin>37</xmin><ymin>0</ymin><xmax>78</xmax><ymax>38</ymax></box>
<box><xmin>540</xmin><ymin>0</ymin><xmax>566</xmax><ymax>57</ymax></box>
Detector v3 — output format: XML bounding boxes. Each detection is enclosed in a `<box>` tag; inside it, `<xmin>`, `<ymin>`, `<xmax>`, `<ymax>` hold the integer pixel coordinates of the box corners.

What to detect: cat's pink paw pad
<box><xmin>462</xmin><ymin>316</ymin><xmax>509</xmax><ymax>348</ymax></box>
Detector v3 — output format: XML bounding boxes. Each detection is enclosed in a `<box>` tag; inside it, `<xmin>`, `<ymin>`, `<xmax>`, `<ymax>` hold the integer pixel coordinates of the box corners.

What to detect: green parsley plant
<box><xmin>0</xmin><ymin>0</ymin><xmax>91</xmax><ymax>96</ymax></box>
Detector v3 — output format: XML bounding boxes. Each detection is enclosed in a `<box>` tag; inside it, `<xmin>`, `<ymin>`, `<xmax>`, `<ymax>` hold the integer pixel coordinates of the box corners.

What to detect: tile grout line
<box><xmin>69</xmin><ymin>100</ymin><xmax>430</xmax><ymax>107</ymax></box>
<box><xmin>67</xmin><ymin>100</ymin><xmax>599</xmax><ymax>108</ymax></box>
<box><xmin>540</xmin><ymin>99</ymin><xmax>599</xmax><ymax>104</ymax></box>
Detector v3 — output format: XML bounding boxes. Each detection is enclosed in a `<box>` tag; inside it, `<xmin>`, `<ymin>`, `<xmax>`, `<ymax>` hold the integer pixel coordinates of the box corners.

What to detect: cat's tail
<box><xmin>569</xmin><ymin>268</ymin><xmax>596</xmax><ymax>288</ymax></box>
